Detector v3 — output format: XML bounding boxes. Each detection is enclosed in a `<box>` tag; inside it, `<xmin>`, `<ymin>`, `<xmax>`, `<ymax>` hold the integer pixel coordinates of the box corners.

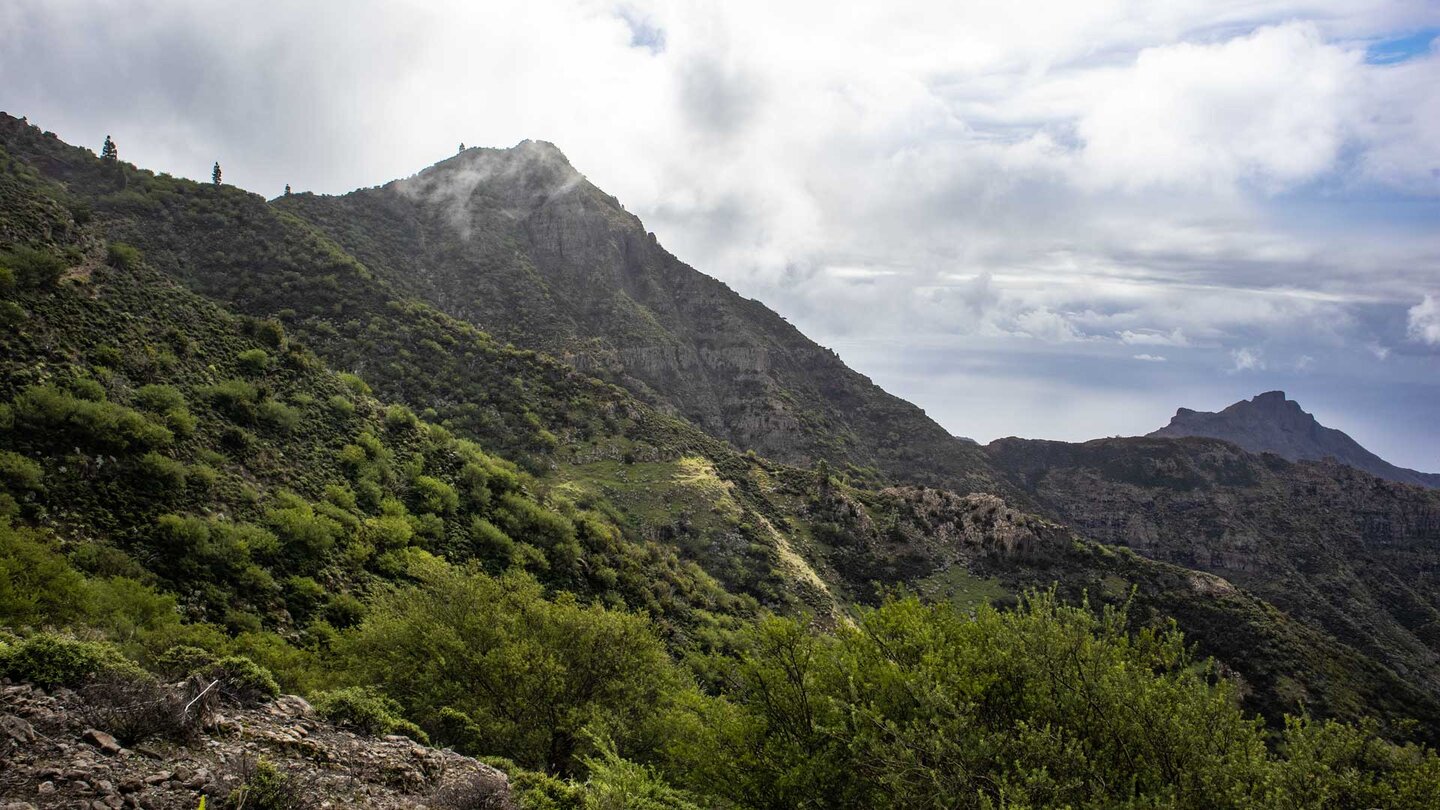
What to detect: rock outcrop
<box><xmin>0</xmin><ymin>682</ymin><xmax>513</xmax><ymax>809</ymax></box>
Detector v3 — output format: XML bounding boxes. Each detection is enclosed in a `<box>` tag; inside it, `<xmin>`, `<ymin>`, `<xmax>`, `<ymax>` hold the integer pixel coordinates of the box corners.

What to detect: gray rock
<box><xmin>82</xmin><ymin>728</ymin><xmax>123</xmax><ymax>756</ymax></box>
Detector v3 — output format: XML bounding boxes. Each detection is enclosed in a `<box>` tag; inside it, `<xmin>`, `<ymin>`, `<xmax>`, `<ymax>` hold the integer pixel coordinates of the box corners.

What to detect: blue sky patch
<box><xmin>1365</xmin><ymin>28</ymin><xmax>1438</xmax><ymax>64</ymax></box>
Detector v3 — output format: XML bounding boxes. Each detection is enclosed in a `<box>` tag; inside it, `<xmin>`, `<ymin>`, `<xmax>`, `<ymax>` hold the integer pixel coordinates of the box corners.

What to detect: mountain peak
<box><xmin>1150</xmin><ymin>393</ymin><xmax>1438</xmax><ymax>488</ymax></box>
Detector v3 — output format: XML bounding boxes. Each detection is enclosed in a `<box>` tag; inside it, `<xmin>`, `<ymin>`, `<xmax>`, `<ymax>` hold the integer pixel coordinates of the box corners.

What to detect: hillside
<box><xmin>4</xmin><ymin>114</ymin><xmax>1440</xmax><ymax>803</ymax></box>
<box><xmin>987</xmin><ymin>435</ymin><xmax>1440</xmax><ymax>719</ymax></box>
<box><xmin>1149</xmin><ymin>391</ymin><xmax>1440</xmax><ymax>488</ymax></box>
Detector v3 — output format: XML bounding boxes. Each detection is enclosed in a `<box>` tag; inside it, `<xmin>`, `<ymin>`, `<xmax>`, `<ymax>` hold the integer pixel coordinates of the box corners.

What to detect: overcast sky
<box><xmin>3</xmin><ymin>0</ymin><xmax>1438</xmax><ymax>469</ymax></box>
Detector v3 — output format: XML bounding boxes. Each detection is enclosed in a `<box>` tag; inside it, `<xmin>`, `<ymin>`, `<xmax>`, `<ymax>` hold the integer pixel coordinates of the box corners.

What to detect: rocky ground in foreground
<box><xmin>0</xmin><ymin>681</ymin><xmax>513</xmax><ymax>809</ymax></box>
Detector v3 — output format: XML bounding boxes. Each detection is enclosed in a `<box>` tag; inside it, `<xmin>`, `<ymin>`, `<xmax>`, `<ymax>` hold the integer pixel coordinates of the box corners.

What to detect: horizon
<box><xmin>4</xmin><ymin>0</ymin><xmax>1436</xmax><ymax>470</ymax></box>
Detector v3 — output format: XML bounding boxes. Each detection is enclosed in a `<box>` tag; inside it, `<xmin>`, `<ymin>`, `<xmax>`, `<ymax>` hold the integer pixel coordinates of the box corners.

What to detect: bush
<box><xmin>0</xmin><ymin>451</ymin><xmax>43</xmax><ymax>494</ymax></box>
<box><xmin>154</xmin><ymin>644</ymin><xmax>218</xmax><ymax>679</ymax></box>
<box><xmin>137</xmin><ymin>451</ymin><xmax>188</xmax><ymax>490</ymax></box>
<box><xmin>384</xmin><ymin>404</ymin><xmax>418</xmax><ymax>430</ymax></box>
<box><xmin>237</xmin><ymin>348</ymin><xmax>271</xmax><ymax>375</ymax></box>
<box><xmin>201</xmin><ymin>655</ymin><xmax>280</xmax><ymax>705</ymax></box>
<box><xmin>226</xmin><ymin>757</ymin><xmax>314</xmax><ymax>810</ymax></box>
<box><xmin>258</xmin><ymin>399</ymin><xmax>301</xmax><ymax>432</ymax></box>
<box><xmin>134</xmin><ymin>384</ymin><xmax>186</xmax><ymax>413</ymax></box>
<box><xmin>327</xmin><ymin>395</ymin><xmax>356</xmax><ymax>417</ymax></box>
<box><xmin>78</xmin><ymin>673</ymin><xmax>204</xmax><ymax>745</ymax></box>
<box><xmin>344</xmin><ymin>568</ymin><xmax>676</xmax><ymax>773</ymax></box>
<box><xmin>11</xmin><ymin>385</ymin><xmax>172</xmax><ymax>452</ymax></box>
<box><xmin>0</xmin><ymin>633</ymin><xmax>142</xmax><ymax>687</ymax></box>
<box><xmin>0</xmin><ymin>245</ymin><xmax>66</xmax><ymax>288</ymax></box>
<box><xmin>313</xmin><ymin>686</ymin><xmax>429</xmax><ymax>743</ymax></box>
<box><xmin>201</xmin><ymin>379</ymin><xmax>261</xmax><ymax>422</ymax></box>
<box><xmin>0</xmin><ymin>521</ymin><xmax>88</xmax><ymax>626</ymax></box>
<box><xmin>337</xmin><ymin>373</ymin><xmax>371</xmax><ymax>396</ymax></box>
<box><xmin>106</xmin><ymin>242</ymin><xmax>142</xmax><ymax>271</ymax></box>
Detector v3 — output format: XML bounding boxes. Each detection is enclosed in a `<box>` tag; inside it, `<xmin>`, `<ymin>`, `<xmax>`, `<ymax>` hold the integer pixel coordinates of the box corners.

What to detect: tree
<box><xmin>458</xmin><ymin>142</ymin><xmax>465</xmax><ymax>153</ymax></box>
<box><xmin>284</xmin><ymin>184</ymin><xmax>291</xmax><ymax>196</ymax></box>
<box><xmin>100</xmin><ymin>135</ymin><xmax>117</xmax><ymax>162</ymax></box>
<box><xmin>211</xmin><ymin>162</ymin><xmax>222</xmax><ymax>186</ymax></box>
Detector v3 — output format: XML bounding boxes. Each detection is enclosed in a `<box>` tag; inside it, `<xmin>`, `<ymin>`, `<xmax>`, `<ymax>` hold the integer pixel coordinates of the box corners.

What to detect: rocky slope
<box><xmin>0</xmin><ymin>682</ymin><xmax>512</xmax><ymax>809</ymax></box>
<box><xmin>1149</xmin><ymin>391</ymin><xmax>1440</xmax><ymax>488</ymax></box>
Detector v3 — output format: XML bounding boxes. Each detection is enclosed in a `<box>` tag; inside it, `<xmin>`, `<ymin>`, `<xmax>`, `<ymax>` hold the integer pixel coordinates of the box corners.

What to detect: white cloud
<box><xmin>1409</xmin><ymin>295</ymin><xmax>1440</xmax><ymax>344</ymax></box>
<box><xmin>1076</xmin><ymin>23</ymin><xmax>1358</xmax><ymax>192</ymax></box>
<box><xmin>1133</xmin><ymin>353</ymin><xmax>1168</xmax><ymax>362</ymax></box>
<box><xmin>1231</xmin><ymin>347</ymin><xmax>1266</xmax><ymax>371</ymax></box>
<box><xmin>1120</xmin><ymin>328</ymin><xmax>1191</xmax><ymax>347</ymax></box>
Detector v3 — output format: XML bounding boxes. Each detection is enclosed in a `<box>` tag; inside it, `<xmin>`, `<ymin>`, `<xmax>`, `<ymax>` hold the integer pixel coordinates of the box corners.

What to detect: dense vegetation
<box><xmin>3</xmin><ymin>113</ymin><xmax>1440</xmax><ymax>806</ymax></box>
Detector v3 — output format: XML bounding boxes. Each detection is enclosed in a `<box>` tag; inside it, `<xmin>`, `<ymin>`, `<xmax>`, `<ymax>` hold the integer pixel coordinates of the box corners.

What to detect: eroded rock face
<box><xmin>0</xmin><ymin>682</ymin><xmax>514</xmax><ymax>809</ymax></box>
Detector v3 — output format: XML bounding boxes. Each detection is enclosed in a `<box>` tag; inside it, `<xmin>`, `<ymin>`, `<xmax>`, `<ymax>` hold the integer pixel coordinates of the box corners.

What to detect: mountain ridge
<box><xmin>1149</xmin><ymin>390</ymin><xmax>1440</xmax><ymax>488</ymax></box>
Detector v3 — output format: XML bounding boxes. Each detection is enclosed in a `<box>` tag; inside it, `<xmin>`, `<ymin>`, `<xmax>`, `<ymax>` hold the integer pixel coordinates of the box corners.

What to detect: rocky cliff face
<box><xmin>275</xmin><ymin>145</ymin><xmax>1007</xmax><ymax>496</ymax></box>
<box><xmin>1149</xmin><ymin>391</ymin><xmax>1440</xmax><ymax>488</ymax></box>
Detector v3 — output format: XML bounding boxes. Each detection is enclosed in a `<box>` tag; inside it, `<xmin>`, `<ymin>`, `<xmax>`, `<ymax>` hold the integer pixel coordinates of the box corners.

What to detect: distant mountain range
<box><xmin>1148</xmin><ymin>391</ymin><xmax>1440</xmax><ymax>488</ymax></box>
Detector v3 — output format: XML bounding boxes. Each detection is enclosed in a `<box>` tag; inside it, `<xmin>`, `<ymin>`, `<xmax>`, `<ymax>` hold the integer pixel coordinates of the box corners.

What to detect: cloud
<box><xmin>1230</xmin><ymin>347</ymin><xmax>1266</xmax><ymax>371</ymax></box>
<box><xmin>1409</xmin><ymin>295</ymin><xmax>1440</xmax><ymax>344</ymax></box>
<box><xmin>1076</xmin><ymin>23</ymin><xmax>1359</xmax><ymax>192</ymax></box>
<box><xmin>1133</xmin><ymin>353</ymin><xmax>1168</xmax><ymax>362</ymax></box>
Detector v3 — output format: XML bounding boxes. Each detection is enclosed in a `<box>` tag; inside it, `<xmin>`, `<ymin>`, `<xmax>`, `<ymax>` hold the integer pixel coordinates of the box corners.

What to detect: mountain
<box><xmin>273</xmin><ymin>143</ymin><xmax>1007</xmax><ymax>497</ymax></box>
<box><xmin>1150</xmin><ymin>390</ymin><xmax>1440</xmax><ymax>488</ymax></box>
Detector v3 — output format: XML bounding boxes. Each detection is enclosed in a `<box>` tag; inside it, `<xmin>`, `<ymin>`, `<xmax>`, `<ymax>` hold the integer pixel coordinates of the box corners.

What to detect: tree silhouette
<box><xmin>284</xmin><ymin>184</ymin><xmax>292</xmax><ymax>196</ymax></box>
<box><xmin>458</xmin><ymin>143</ymin><xmax>465</xmax><ymax>153</ymax></box>
<box><xmin>100</xmin><ymin>135</ymin><xmax>117</xmax><ymax>162</ymax></box>
<box><xmin>211</xmin><ymin>162</ymin><xmax>222</xmax><ymax>186</ymax></box>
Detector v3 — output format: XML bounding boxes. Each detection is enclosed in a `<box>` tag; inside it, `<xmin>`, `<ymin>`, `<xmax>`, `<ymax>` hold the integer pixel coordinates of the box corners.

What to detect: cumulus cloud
<box><xmin>1075</xmin><ymin>24</ymin><xmax>1358</xmax><ymax>192</ymax></box>
<box><xmin>1133</xmin><ymin>354</ymin><xmax>1168</xmax><ymax>362</ymax></box>
<box><xmin>1409</xmin><ymin>295</ymin><xmax>1440</xmax><ymax>344</ymax></box>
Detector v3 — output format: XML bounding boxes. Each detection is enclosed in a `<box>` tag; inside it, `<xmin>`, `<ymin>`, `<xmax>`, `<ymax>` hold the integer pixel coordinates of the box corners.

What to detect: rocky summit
<box><xmin>1149</xmin><ymin>390</ymin><xmax>1440</xmax><ymax>488</ymax></box>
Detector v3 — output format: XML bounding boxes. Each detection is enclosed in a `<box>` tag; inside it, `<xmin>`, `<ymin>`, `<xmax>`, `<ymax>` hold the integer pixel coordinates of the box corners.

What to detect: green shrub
<box><xmin>166</xmin><ymin>407</ymin><xmax>197</xmax><ymax>437</ymax></box>
<box><xmin>105</xmin><ymin>242</ymin><xmax>142</xmax><ymax>271</ymax></box>
<box><xmin>154</xmin><ymin>644</ymin><xmax>217</xmax><ymax>679</ymax></box>
<box><xmin>413</xmin><ymin>475</ymin><xmax>459</xmax><ymax>515</ymax></box>
<box><xmin>1</xmin><ymin>246</ymin><xmax>66</xmax><ymax>288</ymax></box>
<box><xmin>134</xmin><ymin>384</ymin><xmax>186</xmax><ymax>413</ymax></box>
<box><xmin>258</xmin><ymin>399</ymin><xmax>301</xmax><ymax>432</ymax></box>
<box><xmin>70</xmin><ymin>377</ymin><xmax>107</xmax><ymax>402</ymax></box>
<box><xmin>237</xmin><ymin>348</ymin><xmax>271</xmax><ymax>375</ymax></box>
<box><xmin>202</xmin><ymin>655</ymin><xmax>280</xmax><ymax>705</ymax></box>
<box><xmin>0</xmin><ymin>633</ymin><xmax>142</xmax><ymax>687</ymax></box>
<box><xmin>313</xmin><ymin>686</ymin><xmax>429</xmax><ymax>743</ymax></box>
<box><xmin>0</xmin><ymin>265</ymin><xmax>14</xmax><ymax>294</ymax></box>
<box><xmin>384</xmin><ymin>404</ymin><xmax>418</xmax><ymax>430</ymax></box>
<box><xmin>137</xmin><ymin>451</ymin><xmax>188</xmax><ymax>490</ymax></box>
<box><xmin>11</xmin><ymin>385</ymin><xmax>172</xmax><ymax>452</ymax></box>
<box><xmin>201</xmin><ymin>379</ymin><xmax>260</xmax><ymax>422</ymax></box>
<box><xmin>326</xmin><ymin>395</ymin><xmax>356</xmax><ymax>417</ymax></box>
<box><xmin>227</xmin><ymin>758</ymin><xmax>304</xmax><ymax>810</ymax></box>
<box><xmin>92</xmin><ymin>345</ymin><xmax>125</xmax><ymax>368</ymax></box>
<box><xmin>0</xmin><ymin>451</ymin><xmax>43</xmax><ymax>494</ymax></box>
<box><xmin>255</xmin><ymin>319</ymin><xmax>286</xmax><ymax>349</ymax></box>
<box><xmin>337</xmin><ymin>372</ymin><xmax>371</xmax><ymax>396</ymax></box>
<box><xmin>0</xmin><ymin>521</ymin><xmax>88</xmax><ymax>626</ymax></box>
